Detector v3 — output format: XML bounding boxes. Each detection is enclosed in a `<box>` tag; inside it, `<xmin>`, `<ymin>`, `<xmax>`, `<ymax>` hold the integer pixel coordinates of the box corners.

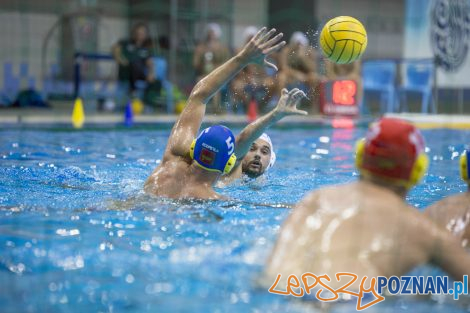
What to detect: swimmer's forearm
<box><xmin>167</xmin><ymin>56</ymin><xmax>250</xmax><ymax>157</ymax></box>
<box><xmin>235</xmin><ymin>110</ymin><xmax>282</xmax><ymax>158</ymax></box>
<box><xmin>189</xmin><ymin>55</ymin><xmax>248</xmax><ymax>104</ymax></box>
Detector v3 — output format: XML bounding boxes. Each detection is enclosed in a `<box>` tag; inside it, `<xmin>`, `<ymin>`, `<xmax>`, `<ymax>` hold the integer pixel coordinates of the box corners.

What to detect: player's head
<box><xmin>290</xmin><ymin>31</ymin><xmax>309</xmax><ymax>47</ymax></box>
<box><xmin>355</xmin><ymin>118</ymin><xmax>428</xmax><ymax>191</ymax></box>
<box><xmin>190</xmin><ymin>125</ymin><xmax>237</xmax><ymax>174</ymax></box>
<box><xmin>242</xmin><ymin>133</ymin><xmax>276</xmax><ymax>178</ymax></box>
<box><xmin>132</xmin><ymin>22</ymin><xmax>149</xmax><ymax>44</ymax></box>
<box><xmin>205</xmin><ymin>23</ymin><xmax>222</xmax><ymax>41</ymax></box>
<box><xmin>243</xmin><ymin>26</ymin><xmax>259</xmax><ymax>44</ymax></box>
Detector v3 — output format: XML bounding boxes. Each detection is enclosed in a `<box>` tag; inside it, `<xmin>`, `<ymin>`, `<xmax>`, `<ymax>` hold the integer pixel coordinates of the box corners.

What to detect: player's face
<box><xmin>134</xmin><ymin>26</ymin><xmax>148</xmax><ymax>43</ymax></box>
<box><xmin>241</xmin><ymin>139</ymin><xmax>271</xmax><ymax>178</ymax></box>
<box><xmin>207</xmin><ymin>29</ymin><xmax>218</xmax><ymax>41</ymax></box>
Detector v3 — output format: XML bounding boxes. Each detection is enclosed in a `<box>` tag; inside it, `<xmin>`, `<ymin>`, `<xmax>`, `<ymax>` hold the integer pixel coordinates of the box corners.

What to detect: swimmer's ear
<box><xmin>189</xmin><ymin>140</ymin><xmax>196</xmax><ymax>159</ymax></box>
<box><xmin>409</xmin><ymin>153</ymin><xmax>429</xmax><ymax>187</ymax></box>
<box><xmin>355</xmin><ymin>139</ymin><xmax>366</xmax><ymax>170</ymax></box>
<box><xmin>460</xmin><ymin>151</ymin><xmax>469</xmax><ymax>182</ymax></box>
<box><xmin>224</xmin><ymin>154</ymin><xmax>237</xmax><ymax>174</ymax></box>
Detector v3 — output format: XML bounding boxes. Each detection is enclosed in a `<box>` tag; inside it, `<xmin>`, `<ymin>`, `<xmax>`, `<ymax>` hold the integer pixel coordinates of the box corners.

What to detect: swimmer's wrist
<box><xmin>271</xmin><ymin>108</ymin><xmax>285</xmax><ymax>120</ymax></box>
<box><xmin>234</xmin><ymin>54</ymin><xmax>250</xmax><ymax>65</ymax></box>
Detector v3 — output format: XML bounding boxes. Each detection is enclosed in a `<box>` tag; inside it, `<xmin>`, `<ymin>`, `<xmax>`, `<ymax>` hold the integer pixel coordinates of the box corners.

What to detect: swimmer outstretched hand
<box><xmin>238</xmin><ymin>27</ymin><xmax>286</xmax><ymax>71</ymax></box>
<box><xmin>220</xmin><ymin>87</ymin><xmax>307</xmax><ymax>186</ymax></box>
<box><xmin>273</xmin><ymin>88</ymin><xmax>308</xmax><ymax>117</ymax></box>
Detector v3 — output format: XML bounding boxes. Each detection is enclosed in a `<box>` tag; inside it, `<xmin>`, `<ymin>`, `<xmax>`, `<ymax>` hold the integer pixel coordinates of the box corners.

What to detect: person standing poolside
<box><xmin>264</xmin><ymin>118</ymin><xmax>470</xmax><ymax>292</ymax></box>
<box><xmin>193</xmin><ymin>23</ymin><xmax>231</xmax><ymax>81</ymax></box>
<box><xmin>193</xmin><ymin>23</ymin><xmax>231</xmax><ymax>112</ymax></box>
<box><xmin>144</xmin><ymin>28</ymin><xmax>306</xmax><ymax>200</ymax></box>
<box><xmin>112</xmin><ymin>23</ymin><xmax>159</xmax><ymax>96</ymax></box>
<box><xmin>425</xmin><ymin>150</ymin><xmax>470</xmax><ymax>248</ymax></box>
<box><xmin>277</xmin><ymin>31</ymin><xmax>323</xmax><ymax>111</ymax></box>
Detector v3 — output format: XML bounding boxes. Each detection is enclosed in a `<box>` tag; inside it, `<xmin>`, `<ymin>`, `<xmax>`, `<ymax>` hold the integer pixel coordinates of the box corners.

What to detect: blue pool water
<box><xmin>0</xmin><ymin>125</ymin><xmax>469</xmax><ymax>312</ymax></box>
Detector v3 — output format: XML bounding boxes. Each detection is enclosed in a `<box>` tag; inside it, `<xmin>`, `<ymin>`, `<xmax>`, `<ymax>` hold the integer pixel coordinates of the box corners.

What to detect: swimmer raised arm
<box><xmin>234</xmin><ymin>88</ymin><xmax>306</xmax><ymax>162</ymax></box>
<box><xmin>219</xmin><ymin>88</ymin><xmax>307</xmax><ymax>184</ymax></box>
<box><xmin>163</xmin><ymin>27</ymin><xmax>286</xmax><ymax>160</ymax></box>
<box><xmin>145</xmin><ymin>28</ymin><xmax>285</xmax><ymax>199</ymax></box>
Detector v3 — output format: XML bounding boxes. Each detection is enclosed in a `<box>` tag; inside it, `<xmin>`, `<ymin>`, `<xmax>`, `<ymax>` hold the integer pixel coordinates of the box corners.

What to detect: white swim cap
<box><xmin>205</xmin><ymin>23</ymin><xmax>222</xmax><ymax>39</ymax></box>
<box><xmin>243</xmin><ymin>26</ymin><xmax>259</xmax><ymax>42</ymax></box>
<box><xmin>259</xmin><ymin>133</ymin><xmax>276</xmax><ymax>171</ymax></box>
<box><xmin>290</xmin><ymin>31</ymin><xmax>309</xmax><ymax>46</ymax></box>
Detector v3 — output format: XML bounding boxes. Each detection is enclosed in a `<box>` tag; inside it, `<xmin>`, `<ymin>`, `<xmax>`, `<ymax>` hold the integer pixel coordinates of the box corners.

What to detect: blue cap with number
<box><xmin>189</xmin><ymin>125</ymin><xmax>237</xmax><ymax>174</ymax></box>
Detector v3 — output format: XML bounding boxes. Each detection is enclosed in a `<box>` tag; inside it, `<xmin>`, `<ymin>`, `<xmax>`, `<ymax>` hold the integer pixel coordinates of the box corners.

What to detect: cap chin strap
<box><xmin>355</xmin><ymin>139</ymin><xmax>428</xmax><ymax>190</ymax></box>
<box><xmin>190</xmin><ymin>139</ymin><xmax>237</xmax><ymax>174</ymax></box>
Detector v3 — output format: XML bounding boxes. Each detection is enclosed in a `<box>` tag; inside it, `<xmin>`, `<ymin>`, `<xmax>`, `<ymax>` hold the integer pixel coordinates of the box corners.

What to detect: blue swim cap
<box><xmin>190</xmin><ymin>125</ymin><xmax>237</xmax><ymax>174</ymax></box>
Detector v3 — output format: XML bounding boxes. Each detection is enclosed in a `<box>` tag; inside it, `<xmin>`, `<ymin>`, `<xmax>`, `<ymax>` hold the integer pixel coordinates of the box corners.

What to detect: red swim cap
<box><xmin>360</xmin><ymin>118</ymin><xmax>426</xmax><ymax>182</ymax></box>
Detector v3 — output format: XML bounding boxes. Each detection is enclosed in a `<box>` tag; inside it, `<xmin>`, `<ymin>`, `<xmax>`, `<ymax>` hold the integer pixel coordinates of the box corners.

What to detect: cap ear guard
<box><xmin>409</xmin><ymin>153</ymin><xmax>429</xmax><ymax>187</ymax></box>
<box><xmin>190</xmin><ymin>139</ymin><xmax>196</xmax><ymax>159</ymax></box>
<box><xmin>355</xmin><ymin>138</ymin><xmax>428</xmax><ymax>189</ymax></box>
<box><xmin>460</xmin><ymin>151</ymin><xmax>469</xmax><ymax>182</ymax></box>
<box><xmin>355</xmin><ymin>138</ymin><xmax>366</xmax><ymax>170</ymax></box>
<box><xmin>223</xmin><ymin>154</ymin><xmax>237</xmax><ymax>174</ymax></box>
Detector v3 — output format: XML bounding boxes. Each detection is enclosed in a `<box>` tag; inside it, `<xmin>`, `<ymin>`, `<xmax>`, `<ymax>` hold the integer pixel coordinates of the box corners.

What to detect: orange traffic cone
<box><xmin>247</xmin><ymin>97</ymin><xmax>258</xmax><ymax>122</ymax></box>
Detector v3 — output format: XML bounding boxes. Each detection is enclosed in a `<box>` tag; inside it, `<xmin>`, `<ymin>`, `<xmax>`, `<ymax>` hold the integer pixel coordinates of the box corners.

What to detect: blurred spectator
<box><xmin>230</xmin><ymin>26</ymin><xmax>276</xmax><ymax>113</ymax></box>
<box><xmin>193</xmin><ymin>23</ymin><xmax>230</xmax><ymax>111</ymax></box>
<box><xmin>278</xmin><ymin>31</ymin><xmax>323</xmax><ymax>111</ymax></box>
<box><xmin>112</xmin><ymin>22</ymin><xmax>161</xmax><ymax>99</ymax></box>
<box><xmin>325</xmin><ymin>60</ymin><xmax>363</xmax><ymax>105</ymax></box>
<box><xmin>193</xmin><ymin>23</ymin><xmax>230</xmax><ymax>79</ymax></box>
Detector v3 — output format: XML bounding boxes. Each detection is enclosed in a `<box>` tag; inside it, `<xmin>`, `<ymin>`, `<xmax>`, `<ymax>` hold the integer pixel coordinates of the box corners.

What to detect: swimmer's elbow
<box><xmin>189</xmin><ymin>82</ymin><xmax>210</xmax><ymax>104</ymax></box>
